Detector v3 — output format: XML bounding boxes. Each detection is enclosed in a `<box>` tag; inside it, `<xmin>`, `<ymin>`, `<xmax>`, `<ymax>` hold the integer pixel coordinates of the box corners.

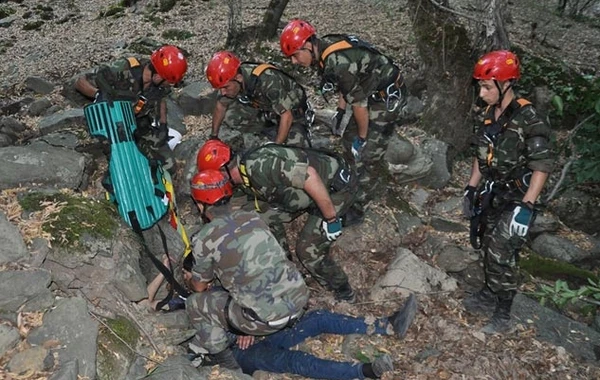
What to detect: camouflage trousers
<box><xmin>247</xmin><ymin>188</ymin><xmax>357</xmax><ymax>292</ymax></box>
<box><xmin>223</xmin><ymin>102</ymin><xmax>311</xmax><ymax>151</ymax></box>
<box><xmin>186</xmin><ymin>288</ymin><xmax>304</xmax><ymax>354</ymax></box>
<box><xmin>342</xmin><ymin>98</ymin><xmax>406</xmax><ymax>205</ymax></box>
<box><xmin>482</xmin><ymin>205</ymin><xmax>526</xmax><ymax>299</ymax></box>
<box><xmin>134</xmin><ymin>116</ymin><xmax>175</xmax><ymax>173</ymax></box>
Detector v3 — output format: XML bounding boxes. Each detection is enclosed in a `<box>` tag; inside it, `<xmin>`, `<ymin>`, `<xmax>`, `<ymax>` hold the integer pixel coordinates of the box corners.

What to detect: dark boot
<box><xmin>463</xmin><ymin>286</ymin><xmax>498</xmax><ymax>315</ymax></box>
<box><xmin>334</xmin><ymin>282</ymin><xmax>356</xmax><ymax>303</ymax></box>
<box><xmin>341</xmin><ymin>204</ymin><xmax>365</xmax><ymax>227</ymax></box>
<box><xmin>207</xmin><ymin>348</ymin><xmax>240</xmax><ymax>370</ymax></box>
<box><xmin>388</xmin><ymin>293</ymin><xmax>417</xmax><ymax>339</ymax></box>
<box><xmin>481</xmin><ymin>294</ymin><xmax>514</xmax><ymax>334</ymax></box>
<box><xmin>362</xmin><ymin>354</ymin><xmax>394</xmax><ymax>378</ymax></box>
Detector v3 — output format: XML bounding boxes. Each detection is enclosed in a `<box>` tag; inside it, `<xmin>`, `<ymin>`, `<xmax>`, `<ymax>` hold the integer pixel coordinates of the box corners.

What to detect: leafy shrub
<box><xmin>529</xmin><ymin>278</ymin><xmax>600</xmax><ymax>309</ymax></box>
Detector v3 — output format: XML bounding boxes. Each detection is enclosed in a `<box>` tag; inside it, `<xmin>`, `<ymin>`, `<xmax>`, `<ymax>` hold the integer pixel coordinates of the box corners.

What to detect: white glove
<box><xmin>321</xmin><ymin>218</ymin><xmax>342</xmax><ymax>241</ymax></box>
<box><xmin>509</xmin><ymin>205</ymin><xmax>533</xmax><ymax>237</ymax></box>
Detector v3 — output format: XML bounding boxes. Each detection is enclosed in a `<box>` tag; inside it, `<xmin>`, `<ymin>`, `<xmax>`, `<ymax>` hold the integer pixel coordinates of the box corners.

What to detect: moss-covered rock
<box><xmin>521</xmin><ymin>250</ymin><xmax>599</xmax><ymax>287</ymax></box>
<box><xmin>99</xmin><ymin>5</ymin><xmax>125</xmax><ymax>18</ymax></box>
<box><xmin>0</xmin><ymin>5</ymin><xmax>16</xmax><ymax>19</ymax></box>
<box><xmin>23</xmin><ymin>20</ymin><xmax>44</xmax><ymax>31</ymax></box>
<box><xmin>97</xmin><ymin>315</ymin><xmax>140</xmax><ymax>380</ymax></box>
<box><xmin>19</xmin><ymin>192</ymin><xmax>119</xmax><ymax>248</ymax></box>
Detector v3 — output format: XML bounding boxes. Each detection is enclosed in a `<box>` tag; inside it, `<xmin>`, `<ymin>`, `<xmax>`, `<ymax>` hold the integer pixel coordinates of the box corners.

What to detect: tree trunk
<box><xmin>225</xmin><ymin>0</ymin><xmax>243</xmax><ymax>49</ymax></box>
<box><xmin>406</xmin><ymin>0</ymin><xmax>476</xmax><ymax>156</ymax></box>
<box><xmin>475</xmin><ymin>0</ymin><xmax>510</xmax><ymax>52</ymax></box>
<box><xmin>260</xmin><ymin>0</ymin><xmax>290</xmax><ymax>39</ymax></box>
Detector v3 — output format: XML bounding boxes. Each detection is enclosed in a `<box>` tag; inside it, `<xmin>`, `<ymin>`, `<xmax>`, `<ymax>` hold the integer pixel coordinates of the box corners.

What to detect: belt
<box><xmin>242</xmin><ymin>306</ymin><xmax>303</xmax><ymax>328</ymax></box>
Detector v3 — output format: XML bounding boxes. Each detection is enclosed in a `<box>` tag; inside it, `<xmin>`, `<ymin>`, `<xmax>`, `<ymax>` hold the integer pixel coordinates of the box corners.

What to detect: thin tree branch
<box><xmin>545</xmin><ymin>113</ymin><xmax>596</xmax><ymax>202</ymax></box>
<box><xmin>89</xmin><ymin>310</ymin><xmax>161</xmax><ymax>364</ymax></box>
<box><xmin>428</xmin><ymin>0</ymin><xmax>484</xmax><ymax>23</ymax></box>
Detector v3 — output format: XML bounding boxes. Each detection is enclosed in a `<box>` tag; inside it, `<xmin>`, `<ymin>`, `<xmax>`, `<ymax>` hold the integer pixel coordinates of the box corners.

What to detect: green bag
<box><xmin>84</xmin><ymin>101</ymin><xmax>167</xmax><ymax>230</ymax></box>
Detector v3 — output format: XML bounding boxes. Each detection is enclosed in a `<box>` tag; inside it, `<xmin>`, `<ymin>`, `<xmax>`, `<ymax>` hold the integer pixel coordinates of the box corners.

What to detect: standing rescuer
<box><xmin>462</xmin><ymin>50</ymin><xmax>554</xmax><ymax>334</ymax></box>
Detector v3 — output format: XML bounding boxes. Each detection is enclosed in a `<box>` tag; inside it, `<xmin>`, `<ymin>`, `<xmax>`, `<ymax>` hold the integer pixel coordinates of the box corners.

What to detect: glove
<box><xmin>509</xmin><ymin>204</ymin><xmax>534</xmax><ymax>237</ymax></box>
<box><xmin>330</xmin><ymin>107</ymin><xmax>345</xmax><ymax>136</ymax></box>
<box><xmin>321</xmin><ymin>217</ymin><xmax>342</xmax><ymax>241</ymax></box>
<box><xmin>94</xmin><ymin>90</ymin><xmax>105</xmax><ymax>103</ymax></box>
<box><xmin>462</xmin><ymin>185</ymin><xmax>477</xmax><ymax>219</ymax></box>
<box><xmin>152</xmin><ymin>122</ymin><xmax>169</xmax><ymax>148</ymax></box>
<box><xmin>351</xmin><ymin>136</ymin><xmax>367</xmax><ymax>160</ymax></box>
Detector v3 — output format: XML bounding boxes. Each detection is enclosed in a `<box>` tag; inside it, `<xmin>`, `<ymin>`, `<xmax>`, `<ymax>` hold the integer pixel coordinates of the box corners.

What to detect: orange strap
<box><xmin>319</xmin><ymin>40</ymin><xmax>353</xmax><ymax>68</ymax></box>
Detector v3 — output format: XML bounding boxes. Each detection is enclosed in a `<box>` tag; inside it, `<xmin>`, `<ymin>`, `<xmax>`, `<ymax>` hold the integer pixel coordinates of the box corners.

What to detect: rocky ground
<box><xmin>1</xmin><ymin>0</ymin><xmax>599</xmax><ymax>379</ymax></box>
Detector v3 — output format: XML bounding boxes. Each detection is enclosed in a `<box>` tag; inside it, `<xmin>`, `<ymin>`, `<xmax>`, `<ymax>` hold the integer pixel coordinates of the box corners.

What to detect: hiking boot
<box><xmin>481</xmin><ymin>296</ymin><xmax>513</xmax><ymax>334</ymax></box>
<box><xmin>463</xmin><ymin>286</ymin><xmax>498</xmax><ymax>316</ymax></box>
<box><xmin>388</xmin><ymin>293</ymin><xmax>417</xmax><ymax>339</ymax></box>
<box><xmin>341</xmin><ymin>205</ymin><xmax>365</xmax><ymax>227</ymax></box>
<box><xmin>334</xmin><ymin>282</ymin><xmax>356</xmax><ymax>303</ymax></box>
<box><xmin>207</xmin><ymin>348</ymin><xmax>240</xmax><ymax>370</ymax></box>
<box><xmin>372</xmin><ymin>354</ymin><xmax>394</xmax><ymax>377</ymax></box>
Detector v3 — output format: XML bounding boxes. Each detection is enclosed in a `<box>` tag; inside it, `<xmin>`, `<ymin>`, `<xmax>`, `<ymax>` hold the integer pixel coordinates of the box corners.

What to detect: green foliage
<box><xmin>19</xmin><ymin>192</ymin><xmax>119</xmax><ymax>248</ymax></box>
<box><xmin>161</xmin><ymin>28</ymin><xmax>194</xmax><ymax>40</ymax></box>
<box><xmin>517</xmin><ymin>50</ymin><xmax>600</xmax><ymax>187</ymax></box>
<box><xmin>528</xmin><ymin>278</ymin><xmax>600</xmax><ymax>309</ymax></box>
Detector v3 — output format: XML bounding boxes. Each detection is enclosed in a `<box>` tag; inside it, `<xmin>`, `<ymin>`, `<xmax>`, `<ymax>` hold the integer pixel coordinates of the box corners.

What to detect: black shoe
<box><xmin>463</xmin><ymin>286</ymin><xmax>498</xmax><ymax>316</ymax></box>
<box><xmin>207</xmin><ymin>348</ymin><xmax>240</xmax><ymax>370</ymax></box>
<box><xmin>334</xmin><ymin>282</ymin><xmax>356</xmax><ymax>303</ymax></box>
<box><xmin>388</xmin><ymin>293</ymin><xmax>417</xmax><ymax>339</ymax></box>
<box><xmin>481</xmin><ymin>296</ymin><xmax>513</xmax><ymax>334</ymax></box>
<box><xmin>341</xmin><ymin>205</ymin><xmax>365</xmax><ymax>227</ymax></box>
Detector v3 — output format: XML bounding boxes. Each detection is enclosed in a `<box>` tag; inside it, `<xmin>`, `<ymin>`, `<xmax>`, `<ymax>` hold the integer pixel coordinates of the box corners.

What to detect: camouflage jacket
<box><xmin>238</xmin><ymin>145</ymin><xmax>350</xmax><ymax>213</ymax></box>
<box><xmin>218</xmin><ymin>63</ymin><xmax>308</xmax><ymax>120</ymax></box>
<box><xmin>471</xmin><ymin>97</ymin><xmax>554</xmax><ymax>182</ymax></box>
<box><xmin>191</xmin><ymin>208</ymin><xmax>309</xmax><ymax>321</ymax></box>
<box><xmin>317</xmin><ymin>34</ymin><xmax>399</xmax><ymax>105</ymax></box>
<box><xmin>84</xmin><ymin>57</ymin><xmax>169</xmax><ymax>118</ymax></box>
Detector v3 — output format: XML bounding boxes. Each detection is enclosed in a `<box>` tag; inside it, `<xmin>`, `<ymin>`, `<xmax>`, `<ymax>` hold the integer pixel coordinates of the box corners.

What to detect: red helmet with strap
<box><xmin>473</xmin><ymin>50</ymin><xmax>520</xmax><ymax>81</ymax></box>
<box><xmin>206</xmin><ymin>51</ymin><xmax>241</xmax><ymax>88</ymax></box>
<box><xmin>150</xmin><ymin>45</ymin><xmax>188</xmax><ymax>84</ymax></box>
<box><xmin>196</xmin><ymin>139</ymin><xmax>233</xmax><ymax>171</ymax></box>
<box><xmin>190</xmin><ymin>169</ymin><xmax>233</xmax><ymax>205</ymax></box>
<box><xmin>280</xmin><ymin>19</ymin><xmax>316</xmax><ymax>57</ymax></box>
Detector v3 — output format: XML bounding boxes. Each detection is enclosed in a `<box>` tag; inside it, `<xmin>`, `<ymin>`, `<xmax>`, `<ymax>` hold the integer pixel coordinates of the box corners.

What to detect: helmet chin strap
<box><xmin>308</xmin><ymin>35</ymin><xmax>318</xmax><ymax>65</ymax></box>
<box><xmin>494</xmin><ymin>80</ymin><xmax>514</xmax><ymax>108</ymax></box>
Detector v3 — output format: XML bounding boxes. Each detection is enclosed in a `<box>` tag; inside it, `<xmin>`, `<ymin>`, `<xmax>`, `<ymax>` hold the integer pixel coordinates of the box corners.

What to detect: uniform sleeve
<box><xmin>519</xmin><ymin>105</ymin><xmax>555</xmax><ymax>173</ymax></box>
<box><xmin>248</xmin><ymin>148</ymin><xmax>309</xmax><ymax>190</ymax></box>
<box><xmin>323</xmin><ymin>54</ymin><xmax>368</xmax><ymax>105</ymax></box>
<box><xmin>95</xmin><ymin>58</ymin><xmax>137</xmax><ymax>101</ymax></box>
<box><xmin>259</xmin><ymin>72</ymin><xmax>304</xmax><ymax>115</ymax></box>
<box><xmin>190</xmin><ymin>229</ymin><xmax>215</xmax><ymax>283</ymax></box>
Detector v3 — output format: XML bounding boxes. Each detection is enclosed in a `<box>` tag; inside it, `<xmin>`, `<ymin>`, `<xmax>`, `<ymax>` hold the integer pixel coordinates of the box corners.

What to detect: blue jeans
<box><xmin>232</xmin><ymin>309</ymin><xmax>390</xmax><ymax>380</ymax></box>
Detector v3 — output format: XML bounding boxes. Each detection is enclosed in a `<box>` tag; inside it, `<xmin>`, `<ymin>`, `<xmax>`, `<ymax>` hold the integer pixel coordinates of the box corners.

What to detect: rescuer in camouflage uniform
<box><xmin>462</xmin><ymin>51</ymin><xmax>554</xmax><ymax>334</ymax></box>
<box><xmin>186</xmin><ymin>169</ymin><xmax>309</xmax><ymax>370</ymax></box>
<box><xmin>280</xmin><ymin>19</ymin><xmax>410</xmax><ymax>210</ymax></box>
<box><xmin>205</xmin><ymin>51</ymin><xmax>313</xmax><ymax>150</ymax></box>
<box><xmin>196</xmin><ymin>140</ymin><xmax>358</xmax><ymax>302</ymax></box>
<box><xmin>75</xmin><ymin>45</ymin><xmax>188</xmax><ymax>172</ymax></box>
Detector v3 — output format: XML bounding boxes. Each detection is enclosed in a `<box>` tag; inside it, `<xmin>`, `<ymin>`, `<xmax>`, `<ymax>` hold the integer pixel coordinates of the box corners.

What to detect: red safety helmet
<box><xmin>205</xmin><ymin>51</ymin><xmax>241</xmax><ymax>88</ymax></box>
<box><xmin>473</xmin><ymin>50</ymin><xmax>520</xmax><ymax>81</ymax></box>
<box><xmin>150</xmin><ymin>45</ymin><xmax>188</xmax><ymax>84</ymax></box>
<box><xmin>190</xmin><ymin>169</ymin><xmax>233</xmax><ymax>205</ymax></box>
<box><xmin>280</xmin><ymin>19</ymin><xmax>316</xmax><ymax>57</ymax></box>
<box><xmin>196</xmin><ymin>139</ymin><xmax>233</xmax><ymax>171</ymax></box>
